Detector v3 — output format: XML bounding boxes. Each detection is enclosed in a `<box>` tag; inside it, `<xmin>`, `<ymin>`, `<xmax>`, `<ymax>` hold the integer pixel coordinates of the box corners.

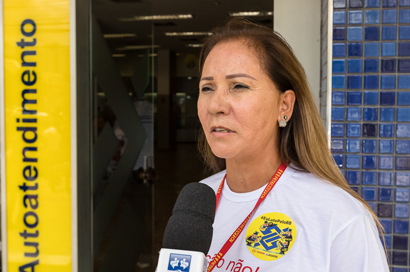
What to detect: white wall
<box><xmin>274</xmin><ymin>0</ymin><xmax>321</xmax><ymax>109</ymax></box>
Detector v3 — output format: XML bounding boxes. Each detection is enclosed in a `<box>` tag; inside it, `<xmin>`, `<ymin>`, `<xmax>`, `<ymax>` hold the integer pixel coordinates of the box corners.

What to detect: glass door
<box><xmin>91</xmin><ymin>1</ymin><xmax>155</xmax><ymax>271</ymax></box>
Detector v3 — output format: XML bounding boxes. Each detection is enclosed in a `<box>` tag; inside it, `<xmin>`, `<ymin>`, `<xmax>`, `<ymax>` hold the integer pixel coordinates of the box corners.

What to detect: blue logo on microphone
<box><xmin>168</xmin><ymin>253</ymin><xmax>191</xmax><ymax>272</ymax></box>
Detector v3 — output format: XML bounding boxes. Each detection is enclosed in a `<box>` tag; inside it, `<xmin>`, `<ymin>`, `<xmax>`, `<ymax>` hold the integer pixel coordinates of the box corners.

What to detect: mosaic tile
<box><xmin>363</xmin><ymin>139</ymin><xmax>377</xmax><ymax>153</ymax></box>
<box><xmin>397</xmin><ymin>172</ymin><xmax>410</xmax><ymax>186</ymax></box>
<box><xmin>363</xmin><ymin>171</ymin><xmax>377</xmax><ymax>185</ymax></box>
<box><xmin>333</xmin><ymin>154</ymin><xmax>344</xmax><ymax>168</ymax></box>
<box><xmin>331</xmin><ymin>139</ymin><xmax>344</xmax><ymax>152</ymax></box>
<box><xmin>397</xmin><ymin>124</ymin><xmax>410</xmax><ymax>137</ymax></box>
<box><xmin>399</xmin><ymin>26</ymin><xmax>410</xmax><ymax>40</ymax></box>
<box><xmin>333</xmin><ymin>59</ymin><xmax>346</xmax><ymax>73</ymax></box>
<box><xmin>332</xmin><ymin>123</ymin><xmax>345</xmax><ymax>137</ymax></box>
<box><xmin>348</xmin><ymin>27</ymin><xmax>363</xmax><ymax>41</ymax></box>
<box><xmin>381</xmin><ymin>108</ymin><xmax>395</xmax><ymax>121</ymax></box>
<box><xmin>364</xmin><ymin>58</ymin><xmax>379</xmax><ymax>72</ymax></box>
<box><xmin>363</xmin><ymin>123</ymin><xmax>377</xmax><ymax>137</ymax></box>
<box><xmin>400</xmin><ymin>9</ymin><xmax>410</xmax><ymax>23</ymax></box>
<box><xmin>347</xmin><ymin>139</ymin><xmax>361</xmax><ymax>152</ymax></box>
<box><xmin>350</xmin><ymin>0</ymin><xmax>364</xmax><ymax>7</ymax></box>
<box><xmin>400</xmin><ymin>0</ymin><xmax>410</xmax><ymax>5</ymax></box>
<box><xmin>399</xmin><ymin>59</ymin><xmax>410</xmax><ymax>73</ymax></box>
<box><xmin>347</xmin><ymin>107</ymin><xmax>362</xmax><ymax>121</ymax></box>
<box><xmin>382</xmin><ymin>26</ymin><xmax>397</xmax><ymax>40</ymax></box>
<box><xmin>395</xmin><ymin>204</ymin><xmax>410</xmax><ymax>218</ymax></box>
<box><xmin>392</xmin><ymin>251</ymin><xmax>407</xmax><ymax>265</ymax></box>
<box><xmin>333</xmin><ymin>75</ymin><xmax>346</xmax><ymax>88</ymax></box>
<box><xmin>380</xmin><ymin>140</ymin><xmax>394</xmax><ymax>153</ymax></box>
<box><xmin>380</xmin><ymin>123</ymin><xmax>394</xmax><ymax>137</ymax></box>
<box><xmin>363</xmin><ymin>155</ymin><xmax>377</xmax><ymax>168</ymax></box>
<box><xmin>381</xmin><ymin>59</ymin><xmax>397</xmax><ymax>73</ymax></box>
<box><xmin>363</xmin><ymin>187</ymin><xmax>377</xmax><ymax>200</ymax></box>
<box><xmin>334</xmin><ymin>27</ymin><xmax>347</xmax><ymax>40</ymax></box>
<box><xmin>383</xmin><ymin>0</ymin><xmax>397</xmax><ymax>6</ymax></box>
<box><xmin>349</xmin><ymin>10</ymin><xmax>364</xmax><ymax>24</ymax></box>
<box><xmin>348</xmin><ymin>59</ymin><xmax>362</xmax><ymax>73</ymax></box>
<box><xmin>346</xmin><ymin>170</ymin><xmax>361</xmax><ymax>184</ymax></box>
<box><xmin>346</xmin><ymin>154</ymin><xmax>361</xmax><ymax>168</ymax></box>
<box><xmin>382</xmin><ymin>42</ymin><xmax>396</xmax><ymax>56</ymax></box>
<box><xmin>363</xmin><ymin>107</ymin><xmax>378</xmax><ymax>121</ymax></box>
<box><xmin>347</xmin><ymin>123</ymin><xmax>362</xmax><ymax>136</ymax></box>
<box><xmin>333</xmin><ymin>43</ymin><xmax>347</xmax><ymax>57</ymax></box>
<box><xmin>380</xmin><ymin>92</ymin><xmax>396</xmax><ymax>106</ymax></box>
<box><xmin>397</xmin><ymin>92</ymin><xmax>410</xmax><ymax>104</ymax></box>
<box><xmin>347</xmin><ymin>91</ymin><xmax>362</xmax><ymax>105</ymax></box>
<box><xmin>397</xmin><ymin>108</ymin><xmax>410</xmax><ymax>121</ymax></box>
<box><xmin>384</xmin><ymin>234</ymin><xmax>392</xmax><ymax>248</ymax></box>
<box><xmin>381</xmin><ymin>75</ymin><xmax>396</xmax><ymax>89</ymax></box>
<box><xmin>335</xmin><ymin>0</ymin><xmax>347</xmax><ymax>8</ymax></box>
<box><xmin>348</xmin><ymin>75</ymin><xmax>362</xmax><ymax>88</ymax></box>
<box><xmin>380</xmin><ymin>172</ymin><xmax>394</xmax><ymax>185</ymax></box>
<box><xmin>394</xmin><ymin>220</ymin><xmax>409</xmax><ymax>234</ymax></box>
<box><xmin>365</xmin><ymin>26</ymin><xmax>380</xmax><ymax>40</ymax></box>
<box><xmin>398</xmin><ymin>75</ymin><xmax>410</xmax><ymax>89</ymax></box>
<box><xmin>381</xmin><ymin>219</ymin><xmax>393</xmax><ymax>233</ymax></box>
<box><xmin>348</xmin><ymin>43</ymin><xmax>363</xmax><ymax>56</ymax></box>
<box><xmin>378</xmin><ymin>203</ymin><xmax>393</xmax><ymax>217</ymax></box>
<box><xmin>396</xmin><ymin>188</ymin><xmax>410</xmax><ymax>202</ymax></box>
<box><xmin>379</xmin><ymin>187</ymin><xmax>393</xmax><ymax>201</ymax></box>
<box><xmin>380</xmin><ymin>156</ymin><xmax>394</xmax><ymax>169</ymax></box>
<box><xmin>364</xmin><ymin>75</ymin><xmax>379</xmax><ymax>89</ymax></box>
<box><xmin>396</xmin><ymin>157</ymin><xmax>410</xmax><ymax>170</ymax></box>
<box><xmin>332</xmin><ymin>91</ymin><xmax>346</xmax><ymax>105</ymax></box>
<box><xmin>383</xmin><ymin>9</ymin><xmax>398</xmax><ymax>24</ymax></box>
<box><xmin>397</xmin><ymin>140</ymin><xmax>410</xmax><ymax>154</ymax></box>
<box><xmin>334</xmin><ymin>11</ymin><xmax>347</xmax><ymax>25</ymax></box>
<box><xmin>366</xmin><ymin>10</ymin><xmax>380</xmax><ymax>24</ymax></box>
<box><xmin>393</xmin><ymin>235</ymin><xmax>408</xmax><ymax>249</ymax></box>
<box><xmin>365</xmin><ymin>42</ymin><xmax>379</xmax><ymax>56</ymax></box>
<box><xmin>399</xmin><ymin>42</ymin><xmax>410</xmax><ymax>58</ymax></box>
<box><xmin>364</xmin><ymin>91</ymin><xmax>379</xmax><ymax>105</ymax></box>
<box><xmin>332</xmin><ymin>107</ymin><xmax>345</xmax><ymax>121</ymax></box>
<box><xmin>366</xmin><ymin>0</ymin><xmax>381</xmax><ymax>6</ymax></box>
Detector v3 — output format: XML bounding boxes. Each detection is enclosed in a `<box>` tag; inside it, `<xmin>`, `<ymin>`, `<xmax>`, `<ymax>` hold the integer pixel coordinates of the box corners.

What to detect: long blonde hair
<box><xmin>198</xmin><ymin>18</ymin><xmax>384</xmax><ymax>237</ymax></box>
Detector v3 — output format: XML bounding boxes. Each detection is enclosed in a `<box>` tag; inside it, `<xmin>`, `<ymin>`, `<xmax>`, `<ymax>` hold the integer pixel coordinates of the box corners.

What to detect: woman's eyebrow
<box><xmin>226</xmin><ymin>73</ymin><xmax>257</xmax><ymax>81</ymax></box>
<box><xmin>200</xmin><ymin>76</ymin><xmax>214</xmax><ymax>81</ymax></box>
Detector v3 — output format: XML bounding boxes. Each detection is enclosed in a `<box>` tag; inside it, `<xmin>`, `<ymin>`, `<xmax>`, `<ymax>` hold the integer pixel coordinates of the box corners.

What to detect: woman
<box><xmin>197</xmin><ymin>18</ymin><xmax>388</xmax><ymax>272</ymax></box>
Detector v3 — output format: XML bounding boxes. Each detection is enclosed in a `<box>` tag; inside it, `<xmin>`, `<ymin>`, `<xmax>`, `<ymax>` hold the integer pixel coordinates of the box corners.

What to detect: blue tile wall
<box><xmin>332</xmin><ymin>1</ymin><xmax>410</xmax><ymax>269</ymax></box>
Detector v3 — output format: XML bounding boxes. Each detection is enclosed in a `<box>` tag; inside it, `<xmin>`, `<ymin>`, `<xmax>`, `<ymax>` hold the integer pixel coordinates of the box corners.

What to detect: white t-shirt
<box><xmin>200</xmin><ymin>166</ymin><xmax>389</xmax><ymax>272</ymax></box>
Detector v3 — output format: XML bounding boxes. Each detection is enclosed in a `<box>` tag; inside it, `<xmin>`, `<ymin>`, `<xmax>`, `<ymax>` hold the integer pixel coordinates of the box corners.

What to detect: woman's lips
<box><xmin>210</xmin><ymin>126</ymin><xmax>235</xmax><ymax>136</ymax></box>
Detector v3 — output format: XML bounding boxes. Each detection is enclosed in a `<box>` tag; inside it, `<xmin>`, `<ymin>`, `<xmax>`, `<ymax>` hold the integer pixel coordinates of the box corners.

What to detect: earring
<box><xmin>279</xmin><ymin>115</ymin><xmax>288</xmax><ymax>128</ymax></box>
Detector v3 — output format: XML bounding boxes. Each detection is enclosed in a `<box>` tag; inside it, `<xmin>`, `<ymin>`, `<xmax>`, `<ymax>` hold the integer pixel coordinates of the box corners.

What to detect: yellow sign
<box><xmin>3</xmin><ymin>0</ymin><xmax>73</xmax><ymax>271</ymax></box>
<box><xmin>245</xmin><ymin>212</ymin><xmax>297</xmax><ymax>261</ymax></box>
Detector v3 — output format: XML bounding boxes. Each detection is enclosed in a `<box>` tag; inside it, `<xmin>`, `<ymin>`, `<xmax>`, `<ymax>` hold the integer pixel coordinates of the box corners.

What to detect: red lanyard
<box><xmin>207</xmin><ymin>162</ymin><xmax>287</xmax><ymax>272</ymax></box>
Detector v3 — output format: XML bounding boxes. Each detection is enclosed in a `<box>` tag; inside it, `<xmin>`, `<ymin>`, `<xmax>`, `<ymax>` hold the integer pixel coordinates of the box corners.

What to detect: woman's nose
<box><xmin>207</xmin><ymin>88</ymin><xmax>230</xmax><ymax>115</ymax></box>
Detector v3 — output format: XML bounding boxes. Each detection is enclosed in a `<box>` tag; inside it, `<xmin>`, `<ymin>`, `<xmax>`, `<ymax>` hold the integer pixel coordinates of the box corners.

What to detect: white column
<box><xmin>274</xmin><ymin>0</ymin><xmax>321</xmax><ymax>110</ymax></box>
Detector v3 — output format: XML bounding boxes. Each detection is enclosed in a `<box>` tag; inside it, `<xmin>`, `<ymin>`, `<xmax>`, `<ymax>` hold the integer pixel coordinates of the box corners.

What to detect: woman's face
<box><xmin>198</xmin><ymin>40</ymin><xmax>284</xmax><ymax>161</ymax></box>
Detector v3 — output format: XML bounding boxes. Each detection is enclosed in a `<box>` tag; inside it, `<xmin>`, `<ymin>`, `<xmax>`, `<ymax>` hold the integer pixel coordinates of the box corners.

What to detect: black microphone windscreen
<box><xmin>162</xmin><ymin>182</ymin><xmax>216</xmax><ymax>255</ymax></box>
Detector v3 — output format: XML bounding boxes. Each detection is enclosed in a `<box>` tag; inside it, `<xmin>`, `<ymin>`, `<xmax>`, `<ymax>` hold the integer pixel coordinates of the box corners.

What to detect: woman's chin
<box><xmin>210</xmin><ymin>147</ymin><xmax>238</xmax><ymax>160</ymax></box>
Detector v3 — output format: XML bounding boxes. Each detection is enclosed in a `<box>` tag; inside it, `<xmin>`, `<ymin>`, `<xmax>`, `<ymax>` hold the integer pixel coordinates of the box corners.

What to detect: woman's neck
<box><xmin>225</xmin><ymin>151</ymin><xmax>282</xmax><ymax>193</ymax></box>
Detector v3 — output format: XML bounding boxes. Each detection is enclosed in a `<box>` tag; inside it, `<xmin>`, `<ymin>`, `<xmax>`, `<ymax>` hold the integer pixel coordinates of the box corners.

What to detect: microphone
<box><xmin>157</xmin><ymin>182</ymin><xmax>216</xmax><ymax>272</ymax></box>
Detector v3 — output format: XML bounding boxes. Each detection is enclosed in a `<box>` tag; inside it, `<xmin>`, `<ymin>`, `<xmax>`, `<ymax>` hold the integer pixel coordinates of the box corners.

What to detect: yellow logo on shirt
<box><xmin>245</xmin><ymin>212</ymin><xmax>297</xmax><ymax>261</ymax></box>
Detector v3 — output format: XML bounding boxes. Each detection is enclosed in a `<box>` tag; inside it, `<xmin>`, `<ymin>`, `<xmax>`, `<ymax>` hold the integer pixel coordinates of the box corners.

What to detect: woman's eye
<box><xmin>201</xmin><ymin>86</ymin><xmax>213</xmax><ymax>92</ymax></box>
<box><xmin>233</xmin><ymin>83</ymin><xmax>249</xmax><ymax>90</ymax></box>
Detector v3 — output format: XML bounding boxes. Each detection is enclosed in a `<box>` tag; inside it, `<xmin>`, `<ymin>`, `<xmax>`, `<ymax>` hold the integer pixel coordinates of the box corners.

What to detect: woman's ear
<box><xmin>277</xmin><ymin>90</ymin><xmax>296</xmax><ymax>124</ymax></box>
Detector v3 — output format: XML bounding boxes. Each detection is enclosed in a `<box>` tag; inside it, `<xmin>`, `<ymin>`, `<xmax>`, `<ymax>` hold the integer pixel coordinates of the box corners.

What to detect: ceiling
<box><xmin>92</xmin><ymin>0</ymin><xmax>273</xmax><ymax>55</ymax></box>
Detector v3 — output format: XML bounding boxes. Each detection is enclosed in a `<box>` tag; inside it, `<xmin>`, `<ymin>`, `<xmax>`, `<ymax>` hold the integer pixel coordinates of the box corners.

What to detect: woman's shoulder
<box><xmin>283</xmin><ymin>169</ymin><xmax>368</xmax><ymax>218</ymax></box>
<box><xmin>199</xmin><ymin>170</ymin><xmax>227</xmax><ymax>193</ymax></box>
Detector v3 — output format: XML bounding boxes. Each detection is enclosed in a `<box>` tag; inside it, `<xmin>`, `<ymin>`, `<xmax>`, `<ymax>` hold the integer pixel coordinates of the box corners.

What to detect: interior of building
<box><xmin>90</xmin><ymin>0</ymin><xmax>273</xmax><ymax>271</ymax></box>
